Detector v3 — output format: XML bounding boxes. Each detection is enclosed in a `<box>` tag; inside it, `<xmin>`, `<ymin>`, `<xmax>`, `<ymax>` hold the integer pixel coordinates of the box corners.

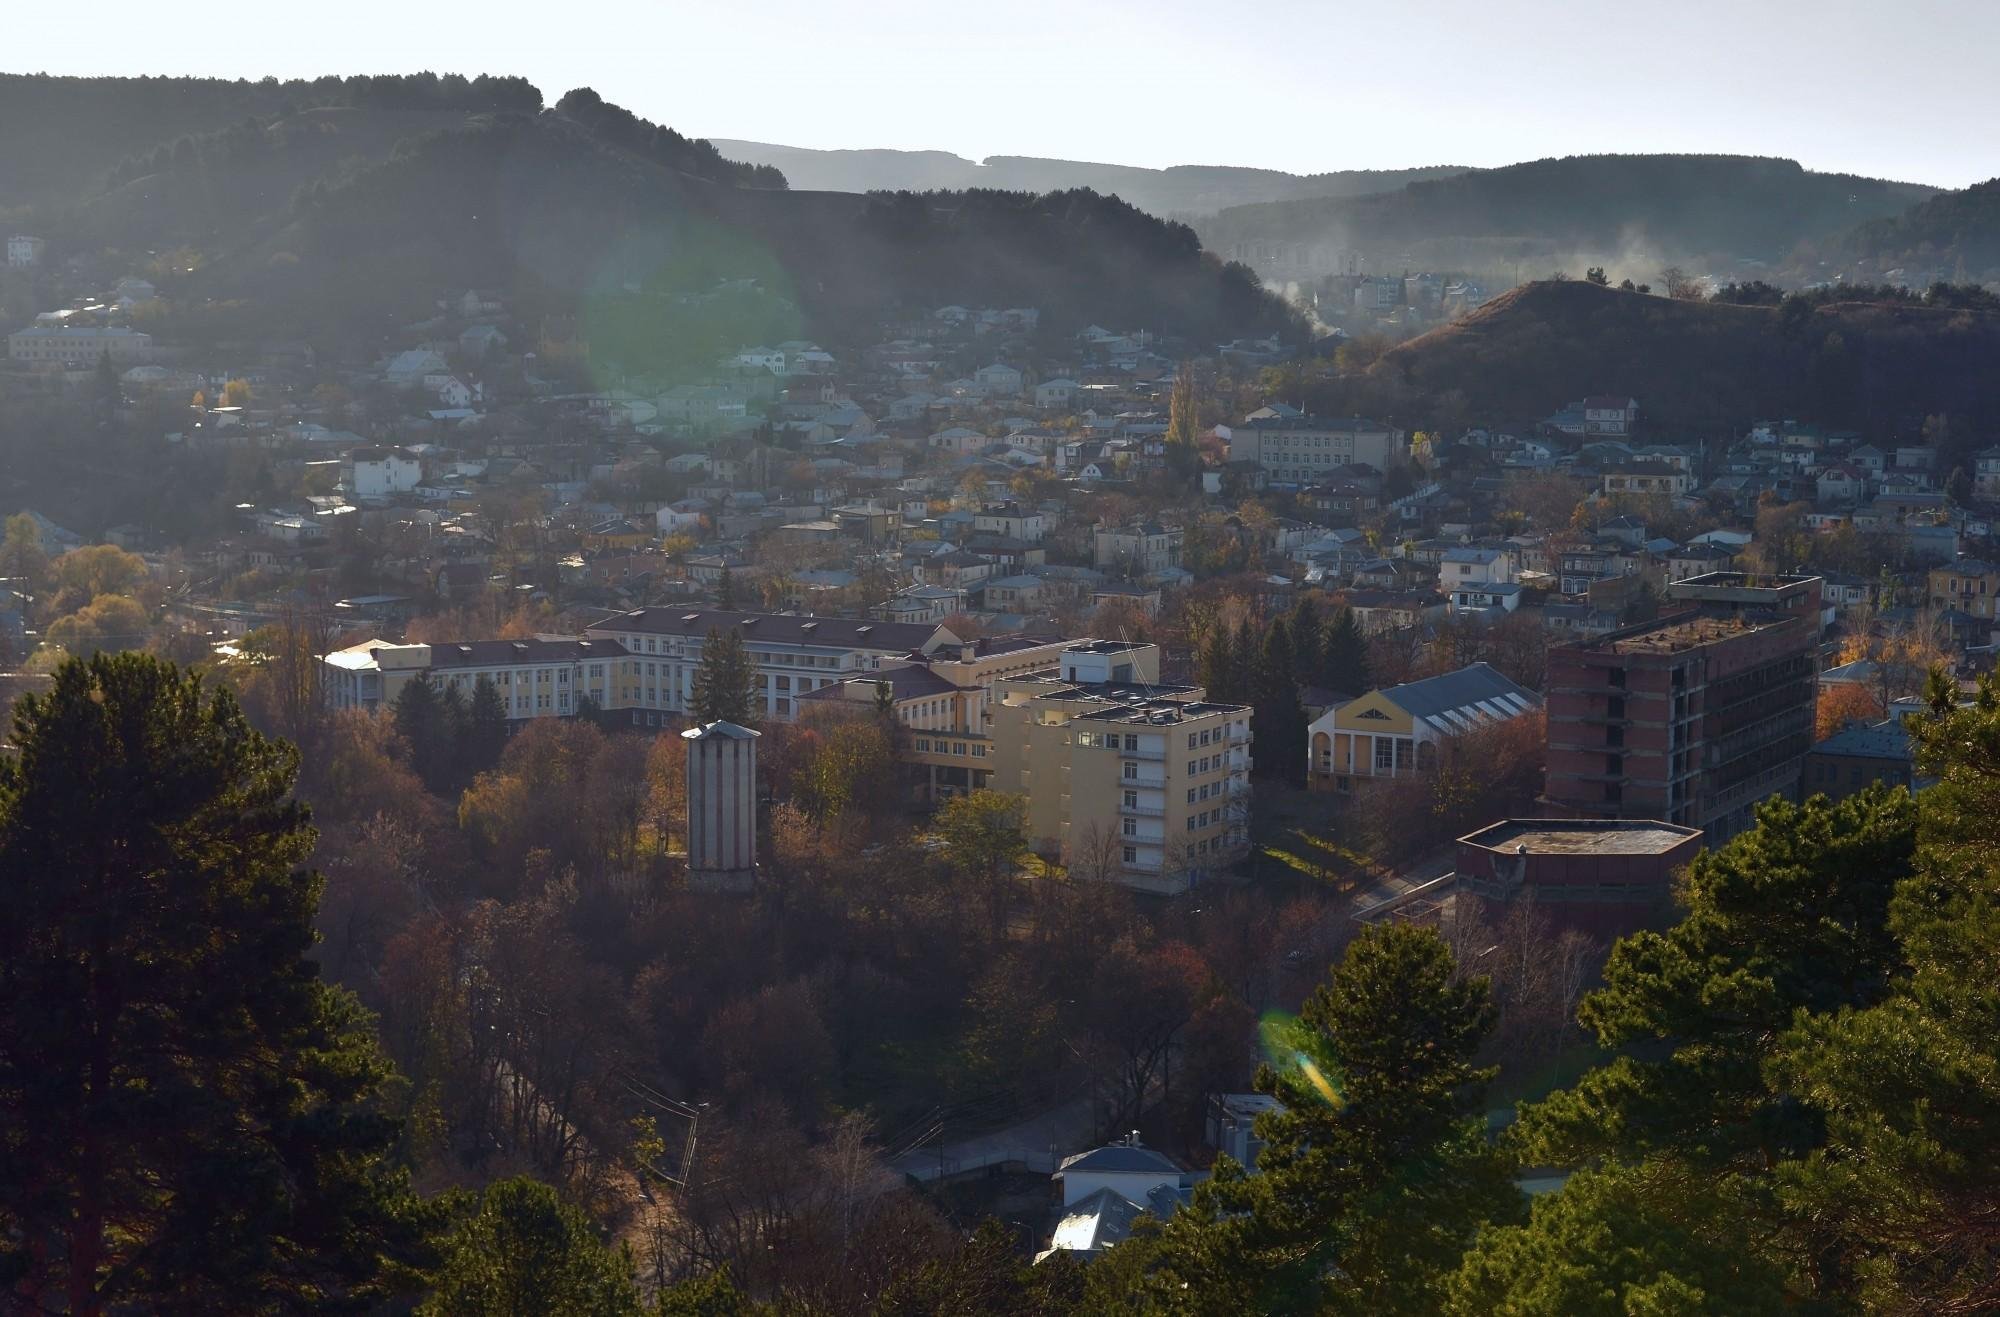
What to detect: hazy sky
<box><xmin>12</xmin><ymin>0</ymin><xmax>1998</xmax><ymax>187</ymax></box>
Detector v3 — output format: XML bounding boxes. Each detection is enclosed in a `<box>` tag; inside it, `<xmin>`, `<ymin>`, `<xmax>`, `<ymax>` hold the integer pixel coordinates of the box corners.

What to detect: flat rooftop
<box><xmin>1591</xmin><ymin>612</ymin><xmax>1792</xmax><ymax>655</ymax></box>
<box><xmin>1461</xmin><ymin>818</ymin><xmax>1703</xmax><ymax>855</ymax></box>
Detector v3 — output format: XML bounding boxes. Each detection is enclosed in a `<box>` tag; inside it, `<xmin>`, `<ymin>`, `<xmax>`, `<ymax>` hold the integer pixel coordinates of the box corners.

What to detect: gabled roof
<box><xmin>1059</xmin><ymin>1144</ymin><xmax>1183</xmax><ymax>1175</ymax></box>
<box><xmin>1371</xmin><ymin>661</ymin><xmax>1539</xmax><ymax>731</ymax></box>
<box><xmin>1047</xmin><ymin>1187</ymin><xmax>1147</xmax><ymax>1255</ymax></box>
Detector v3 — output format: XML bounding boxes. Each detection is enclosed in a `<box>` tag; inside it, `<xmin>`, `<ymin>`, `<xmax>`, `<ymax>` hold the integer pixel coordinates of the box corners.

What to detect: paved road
<box><xmin>889</xmin><ymin>1093</ymin><xmax>1098</xmax><ymax>1182</ymax></box>
<box><xmin>1347</xmin><ymin>845</ymin><xmax>1457</xmax><ymax>920</ymax></box>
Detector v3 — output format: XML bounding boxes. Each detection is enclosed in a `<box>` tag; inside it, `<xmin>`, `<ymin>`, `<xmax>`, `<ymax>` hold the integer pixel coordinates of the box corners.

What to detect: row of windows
<box><xmin>1184</xmin><ymin>807</ymin><xmax>1225</xmax><ymax>831</ymax></box>
<box><xmin>913</xmin><ymin>738</ymin><xmax>986</xmax><ymax>757</ymax></box>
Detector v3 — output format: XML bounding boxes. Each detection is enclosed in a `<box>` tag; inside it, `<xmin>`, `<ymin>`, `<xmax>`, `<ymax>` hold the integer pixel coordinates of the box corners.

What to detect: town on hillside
<box><xmin>5</xmin><ymin>94</ymin><xmax>1999</xmax><ymax>1304</ymax></box>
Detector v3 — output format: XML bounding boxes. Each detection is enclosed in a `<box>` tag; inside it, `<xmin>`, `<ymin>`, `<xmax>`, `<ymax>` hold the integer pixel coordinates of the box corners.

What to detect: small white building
<box><xmin>7</xmin><ymin>235</ymin><xmax>46</xmax><ymax>268</ymax></box>
<box><xmin>974</xmin><ymin>362</ymin><xmax>1025</xmax><ymax>396</ymax></box>
<box><xmin>346</xmin><ymin>446</ymin><xmax>423</xmax><ymax>501</ymax></box>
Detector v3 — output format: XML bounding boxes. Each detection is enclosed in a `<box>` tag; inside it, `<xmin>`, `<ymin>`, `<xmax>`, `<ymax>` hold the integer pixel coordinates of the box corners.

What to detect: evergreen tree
<box><xmin>1196</xmin><ymin>623</ymin><xmax>1237</xmax><ymax>704</ymax></box>
<box><xmin>1231</xmin><ymin>618</ymin><xmax>1260</xmax><ymax>703</ymax></box>
<box><xmin>393</xmin><ymin>672</ymin><xmax>454</xmax><ymax>793</ymax></box>
<box><xmin>1137</xmin><ymin>924</ymin><xmax>1519</xmax><ymax>1314</ymax></box>
<box><xmin>1319</xmin><ymin>606</ymin><xmax>1372</xmax><ymax>696</ymax></box>
<box><xmin>435</xmin><ymin>681</ymin><xmax>469</xmax><ymax>787</ymax></box>
<box><xmin>1514</xmin><ymin>786</ymin><xmax>1918</xmax><ymax>1173</ymax></box>
<box><xmin>1250</xmin><ymin>619</ymin><xmax>1307</xmax><ymax>785</ymax></box>
<box><xmin>419</xmin><ymin>1177</ymin><xmax>642</xmax><ymax>1316</ymax></box>
<box><xmin>691</xmin><ymin>626</ymin><xmax>757</xmax><ymax>726</ymax></box>
<box><xmin>1287</xmin><ymin>596</ymin><xmax>1322</xmax><ymax>686</ymax></box>
<box><xmin>715</xmin><ymin>565</ymin><xmax>738</xmax><ymax>609</ymax></box>
<box><xmin>466</xmin><ymin>674</ymin><xmax>509</xmax><ymax>772</ymax></box>
<box><xmin>0</xmin><ymin>653</ymin><xmax>431</xmax><ymax>1312</ymax></box>
<box><xmin>1755</xmin><ymin>672</ymin><xmax>2000</xmax><ymax>1311</ymax></box>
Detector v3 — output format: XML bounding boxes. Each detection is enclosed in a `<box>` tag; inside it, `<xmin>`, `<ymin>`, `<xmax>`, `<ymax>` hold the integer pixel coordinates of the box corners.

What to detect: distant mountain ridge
<box><xmin>706</xmin><ymin>139</ymin><xmax>1470</xmax><ymax>216</ymax></box>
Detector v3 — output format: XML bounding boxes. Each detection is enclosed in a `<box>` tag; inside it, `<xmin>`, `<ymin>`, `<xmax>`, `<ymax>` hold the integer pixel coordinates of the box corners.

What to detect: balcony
<box><xmin>1119</xmin><ymin>802</ymin><xmax>1166</xmax><ymax>817</ymax></box>
<box><xmin>1121</xmin><ymin>774</ymin><xmax>1167</xmax><ymax>789</ymax></box>
<box><xmin>1119</xmin><ymin>747</ymin><xmax>1165</xmax><ymax>762</ymax></box>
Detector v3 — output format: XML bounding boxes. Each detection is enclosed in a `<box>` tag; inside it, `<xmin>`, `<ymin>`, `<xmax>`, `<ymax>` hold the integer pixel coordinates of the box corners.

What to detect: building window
<box><xmin>1125</xmin><ymin>763</ymin><xmax>1138</xmax><ymax>780</ymax></box>
<box><xmin>1124</xmin><ymin>791</ymin><xmax>1138</xmax><ymax>807</ymax></box>
<box><xmin>1374</xmin><ymin>739</ymin><xmax>1394</xmax><ymax>771</ymax></box>
<box><xmin>1122</xmin><ymin>846</ymin><xmax>1137</xmax><ymax>864</ymax></box>
<box><xmin>1123</xmin><ymin>818</ymin><xmax>1137</xmax><ymax>837</ymax></box>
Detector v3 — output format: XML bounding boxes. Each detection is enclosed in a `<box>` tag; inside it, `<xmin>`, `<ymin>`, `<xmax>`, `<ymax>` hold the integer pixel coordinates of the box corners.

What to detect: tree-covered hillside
<box><xmin>1363</xmin><ymin>278</ymin><xmax>2000</xmax><ymax>436</ymax></box>
<box><xmin>1199</xmin><ymin>153</ymin><xmax>1936</xmax><ymax>269</ymax></box>
<box><xmin>1840</xmin><ymin>176</ymin><xmax>2000</xmax><ymax>282</ymax></box>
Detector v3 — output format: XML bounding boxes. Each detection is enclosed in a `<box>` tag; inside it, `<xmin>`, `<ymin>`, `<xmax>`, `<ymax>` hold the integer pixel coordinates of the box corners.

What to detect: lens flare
<box><xmin>1258</xmin><ymin>1009</ymin><xmax>1344</xmax><ymax>1110</ymax></box>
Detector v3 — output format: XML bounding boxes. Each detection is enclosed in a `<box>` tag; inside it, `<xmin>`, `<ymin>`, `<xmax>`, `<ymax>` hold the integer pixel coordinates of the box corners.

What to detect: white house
<box><xmin>1438</xmin><ymin>546</ymin><xmax>1513</xmax><ymax>587</ymax></box>
<box><xmin>7</xmin><ymin>235</ymin><xmax>45</xmax><ymax>268</ymax></box>
<box><xmin>429</xmin><ymin>375</ymin><xmax>477</xmax><ymax>409</ymax></box>
<box><xmin>346</xmin><ymin>446</ymin><xmax>423</xmax><ymax>501</ymax></box>
<box><xmin>929</xmin><ymin>425</ymin><xmax>988</xmax><ymax>454</ymax></box>
<box><xmin>1054</xmin><ymin>1137</ymin><xmax>1186</xmax><ymax>1210</ymax></box>
<box><xmin>1035</xmin><ymin>378</ymin><xmax>1079</xmax><ymax>409</ymax></box>
<box><xmin>973</xmin><ymin>362</ymin><xmax>1025</xmax><ymax>396</ymax></box>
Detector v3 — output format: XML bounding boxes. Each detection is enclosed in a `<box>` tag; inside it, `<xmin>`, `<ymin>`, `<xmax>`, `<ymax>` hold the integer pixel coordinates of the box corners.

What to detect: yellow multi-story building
<box><xmin>810</xmin><ymin>637</ymin><xmax>1253</xmax><ymax>893</ymax></box>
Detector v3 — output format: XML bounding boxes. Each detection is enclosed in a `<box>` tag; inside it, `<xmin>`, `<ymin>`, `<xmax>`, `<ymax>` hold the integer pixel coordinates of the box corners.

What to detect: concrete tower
<box><xmin>683</xmin><ymin>720</ymin><xmax>760</xmax><ymax>890</ymax></box>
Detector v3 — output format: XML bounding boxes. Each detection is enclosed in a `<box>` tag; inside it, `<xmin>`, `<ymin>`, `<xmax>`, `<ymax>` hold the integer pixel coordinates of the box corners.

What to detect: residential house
<box><xmin>345</xmin><ymin>446</ymin><xmax>423</xmax><ymax>501</ymax></box>
<box><xmin>1975</xmin><ymin>445</ymin><xmax>2000</xmax><ymax>501</ymax></box>
<box><xmin>973</xmin><ymin>362</ymin><xmax>1025</xmax><ymax>396</ymax></box>
<box><xmin>1805</xmin><ymin>718</ymin><xmax>1921</xmax><ymax>803</ymax></box>
<box><xmin>1306</xmin><ymin>662</ymin><xmax>1540</xmax><ymax>792</ymax></box>
<box><xmin>1815</xmin><ymin>462</ymin><xmax>1866</xmax><ymax>506</ymax></box>
<box><xmin>1928</xmin><ymin>558</ymin><xmax>2000</xmax><ymax>621</ymax></box>
<box><xmin>1601</xmin><ymin>461</ymin><xmax>1692</xmax><ymax>498</ymax></box>
<box><xmin>7</xmin><ymin>235</ymin><xmax>46</xmax><ymax>268</ymax></box>
<box><xmin>1094</xmin><ymin>522</ymin><xmax>1184</xmax><ymax>576</ymax></box>
<box><xmin>385</xmin><ymin>349</ymin><xmax>448</xmax><ymax>387</ymax></box>
<box><xmin>974</xmin><ymin>501</ymin><xmax>1049</xmax><ymax>544</ymax></box>
<box><xmin>1035</xmin><ymin>378</ymin><xmax>1080</xmax><ymax>409</ymax></box>
<box><xmin>1449</xmin><ymin>581</ymin><xmax>1525</xmax><ymax>618</ymax></box>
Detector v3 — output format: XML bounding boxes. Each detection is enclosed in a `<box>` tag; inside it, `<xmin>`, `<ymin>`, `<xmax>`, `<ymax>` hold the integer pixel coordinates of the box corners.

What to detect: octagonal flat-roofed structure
<box><xmin>1456</xmin><ymin>818</ymin><xmax>1705</xmax><ymax>937</ymax></box>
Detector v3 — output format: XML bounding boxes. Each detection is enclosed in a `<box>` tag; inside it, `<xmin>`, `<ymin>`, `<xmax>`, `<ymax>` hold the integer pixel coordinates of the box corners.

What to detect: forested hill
<box><xmin>175</xmin><ymin>112</ymin><xmax>1298</xmax><ymax>347</ymax></box>
<box><xmin>0</xmin><ymin>72</ymin><xmax>548</xmax><ymax>209</ymax></box>
<box><xmin>1368</xmin><ymin>279</ymin><xmax>2000</xmax><ymax>436</ymax></box>
<box><xmin>707</xmin><ymin>139</ymin><xmax>1469</xmax><ymax>217</ymax></box>
<box><xmin>1198</xmin><ymin>153</ymin><xmax>1937</xmax><ymax>271</ymax></box>
<box><xmin>1840</xmin><ymin>176</ymin><xmax>2000</xmax><ymax>282</ymax></box>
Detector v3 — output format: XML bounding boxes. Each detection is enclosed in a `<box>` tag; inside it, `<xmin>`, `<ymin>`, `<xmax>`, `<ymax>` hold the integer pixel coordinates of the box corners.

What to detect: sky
<box><xmin>11</xmin><ymin>0</ymin><xmax>1999</xmax><ymax>188</ymax></box>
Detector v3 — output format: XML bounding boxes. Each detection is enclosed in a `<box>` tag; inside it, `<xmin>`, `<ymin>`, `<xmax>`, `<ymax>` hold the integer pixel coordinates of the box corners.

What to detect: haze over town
<box><xmin>3</xmin><ymin>6</ymin><xmax>2000</xmax><ymax>1310</ymax></box>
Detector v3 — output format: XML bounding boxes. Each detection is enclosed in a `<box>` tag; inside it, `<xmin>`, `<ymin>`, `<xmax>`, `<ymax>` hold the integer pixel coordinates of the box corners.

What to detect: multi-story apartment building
<box><xmin>1227</xmin><ymin>413</ymin><xmax>1404</xmax><ymax>484</ymax></box>
<box><xmin>1544</xmin><ymin>572</ymin><xmax>1820</xmax><ymax>841</ymax></box>
<box><xmin>7</xmin><ymin>325</ymin><xmax>153</xmax><ymax>366</ymax></box>
<box><xmin>582</xmin><ymin>608</ymin><xmax>961</xmax><ymax>725</ymax></box>
<box><xmin>802</xmin><ymin>634</ymin><xmax>1084</xmax><ymax>797</ymax></box>
<box><xmin>323</xmin><ymin>637</ymin><xmax>628</xmax><ymax>720</ymax></box>
<box><xmin>982</xmin><ymin>641</ymin><xmax>1252</xmax><ymax>893</ymax></box>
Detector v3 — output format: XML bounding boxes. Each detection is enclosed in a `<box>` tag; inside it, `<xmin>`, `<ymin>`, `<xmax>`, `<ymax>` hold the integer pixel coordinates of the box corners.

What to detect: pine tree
<box><xmin>691</xmin><ymin>626</ymin><xmax>757</xmax><ymax>726</ymax></box>
<box><xmin>1319</xmin><ymin>606</ymin><xmax>1372</xmax><ymax>696</ymax></box>
<box><xmin>466</xmin><ymin>674</ymin><xmax>509</xmax><ymax>772</ymax></box>
<box><xmin>715</xmin><ymin>565</ymin><xmax>738</xmax><ymax>609</ymax></box>
<box><xmin>1251</xmin><ymin>619</ymin><xmax>1307</xmax><ymax>785</ymax></box>
<box><xmin>1196</xmin><ymin>624</ymin><xmax>1237</xmax><ymax>704</ymax></box>
<box><xmin>1138</xmin><ymin>924</ymin><xmax>1520</xmax><ymax>1313</ymax></box>
<box><xmin>419</xmin><ymin>1177</ymin><xmax>642</xmax><ymax>1316</ymax></box>
<box><xmin>1231</xmin><ymin>618</ymin><xmax>1260</xmax><ymax>703</ymax></box>
<box><xmin>393</xmin><ymin>672</ymin><xmax>450</xmax><ymax>792</ymax></box>
<box><xmin>0</xmin><ymin>654</ymin><xmax>431</xmax><ymax>1311</ymax></box>
<box><xmin>1288</xmin><ymin>596</ymin><xmax>1322</xmax><ymax>686</ymax></box>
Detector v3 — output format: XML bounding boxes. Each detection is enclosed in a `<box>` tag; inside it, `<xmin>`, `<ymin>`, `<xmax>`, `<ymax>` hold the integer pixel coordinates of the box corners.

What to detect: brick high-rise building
<box><xmin>1544</xmin><ymin>573</ymin><xmax>1820</xmax><ymax>841</ymax></box>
